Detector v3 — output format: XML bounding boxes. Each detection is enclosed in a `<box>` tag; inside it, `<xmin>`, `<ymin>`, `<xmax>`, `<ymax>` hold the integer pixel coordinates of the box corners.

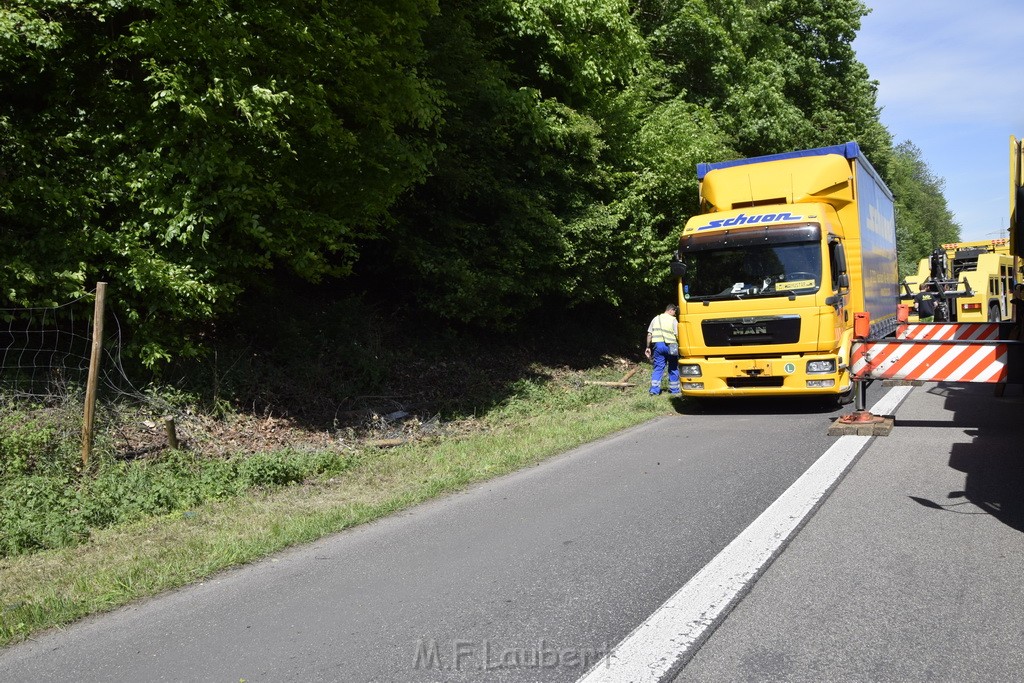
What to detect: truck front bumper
<box><xmin>678</xmin><ymin>354</ymin><xmax>852</xmax><ymax>397</ymax></box>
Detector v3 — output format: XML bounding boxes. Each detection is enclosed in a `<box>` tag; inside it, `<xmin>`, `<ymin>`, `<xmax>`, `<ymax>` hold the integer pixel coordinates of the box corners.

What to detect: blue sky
<box><xmin>854</xmin><ymin>1</ymin><xmax>1024</xmax><ymax>242</ymax></box>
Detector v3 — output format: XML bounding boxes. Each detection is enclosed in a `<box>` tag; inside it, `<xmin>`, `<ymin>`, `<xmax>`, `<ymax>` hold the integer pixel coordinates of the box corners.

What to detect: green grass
<box><xmin>0</xmin><ymin>373</ymin><xmax>673</xmax><ymax>646</ymax></box>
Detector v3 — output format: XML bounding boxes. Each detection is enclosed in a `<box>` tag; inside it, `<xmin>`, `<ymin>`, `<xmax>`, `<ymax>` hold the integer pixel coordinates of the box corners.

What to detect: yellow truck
<box><xmin>668</xmin><ymin>142</ymin><xmax>899</xmax><ymax>400</ymax></box>
<box><xmin>839</xmin><ymin>136</ymin><xmax>1024</xmax><ymax>414</ymax></box>
<box><xmin>904</xmin><ymin>239</ymin><xmax>1019</xmax><ymax>322</ymax></box>
<box><xmin>1012</xmin><ymin>134</ymin><xmax>1024</xmax><ymax>259</ymax></box>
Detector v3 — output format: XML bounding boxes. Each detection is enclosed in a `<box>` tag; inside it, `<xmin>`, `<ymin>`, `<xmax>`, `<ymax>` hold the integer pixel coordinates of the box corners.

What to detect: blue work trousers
<box><xmin>650</xmin><ymin>342</ymin><xmax>680</xmax><ymax>395</ymax></box>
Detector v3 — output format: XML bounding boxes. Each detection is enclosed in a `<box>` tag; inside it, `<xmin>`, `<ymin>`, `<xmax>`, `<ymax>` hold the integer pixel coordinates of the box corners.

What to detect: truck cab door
<box><xmin>826</xmin><ymin>238</ymin><xmax>849</xmax><ymax>340</ymax></box>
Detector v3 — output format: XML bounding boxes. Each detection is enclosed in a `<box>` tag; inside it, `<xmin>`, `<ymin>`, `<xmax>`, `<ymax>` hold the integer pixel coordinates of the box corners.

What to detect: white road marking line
<box><xmin>577</xmin><ymin>385</ymin><xmax>914</xmax><ymax>683</ymax></box>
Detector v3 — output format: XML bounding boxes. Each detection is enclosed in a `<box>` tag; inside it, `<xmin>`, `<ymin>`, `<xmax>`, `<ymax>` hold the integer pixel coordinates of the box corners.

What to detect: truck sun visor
<box><xmin>679</xmin><ymin>224</ymin><xmax>821</xmax><ymax>252</ymax></box>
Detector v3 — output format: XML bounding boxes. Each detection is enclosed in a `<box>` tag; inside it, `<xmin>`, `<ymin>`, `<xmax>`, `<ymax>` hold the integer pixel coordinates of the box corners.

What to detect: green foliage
<box><xmin>636</xmin><ymin>0</ymin><xmax>747</xmax><ymax>108</ymax></box>
<box><xmin>0</xmin><ymin>0</ymin><xmax>954</xmax><ymax>360</ymax></box>
<box><xmin>1</xmin><ymin>0</ymin><xmax>441</xmax><ymax>362</ymax></box>
<box><xmin>0</xmin><ymin>410</ymin><xmax>80</xmax><ymax>479</ymax></box>
<box><xmin>0</xmin><ymin>475</ymin><xmax>91</xmax><ymax>555</ymax></box>
<box><xmin>490</xmin><ymin>374</ymin><xmax>624</xmax><ymax>421</ymax></box>
<box><xmin>240</xmin><ymin>451</ymin><xmax>305</xmax><ymax>488</ymax></box>
<box><xmin>374</xmin><ymin>0</ymin><xmax>652</xmax><ymax>324</ymax></box>
<box><xmin>616</xmin><ymin>93</ymin><xmax>735</xmax><ymax>300</ymax></box>
<box><xmin>0</xmin><ymin>419</ymin><xmax>54</xmax><ymax>479</ymax></box>
<box><xmin>0</xmin><ymin>434</ymin><xmax>352</xmax><ymax>558</ymax></box>
<box><xmin>724</xmin><ymin>0</ymin><xmax>891</xmax><ymax>161</ymax></box>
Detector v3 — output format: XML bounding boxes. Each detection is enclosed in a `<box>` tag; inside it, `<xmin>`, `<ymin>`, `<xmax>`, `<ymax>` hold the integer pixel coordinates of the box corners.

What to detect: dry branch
<box><xmin>364</xmin><ymin>438</ymin><xmax>407</xmax><ymax>448</ymax></box>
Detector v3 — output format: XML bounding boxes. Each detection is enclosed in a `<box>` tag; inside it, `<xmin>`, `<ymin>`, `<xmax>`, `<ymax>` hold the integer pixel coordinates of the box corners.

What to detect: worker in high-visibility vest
<box><xmin>644</xmin><ymin>303</ymin><xmax>680</xmax><ymax>395</ymax></box>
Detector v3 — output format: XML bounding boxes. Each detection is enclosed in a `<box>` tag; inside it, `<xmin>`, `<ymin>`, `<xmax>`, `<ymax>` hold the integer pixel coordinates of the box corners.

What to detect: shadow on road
<box><xmin>921</xmin><ymin>383</ymin><xmax>1024</xmax><ymax>533</ymax></box>
<box><xmin>668</xmin><ymin>394</ymin><xmax>843</xmax><ymax>417</ymax></box>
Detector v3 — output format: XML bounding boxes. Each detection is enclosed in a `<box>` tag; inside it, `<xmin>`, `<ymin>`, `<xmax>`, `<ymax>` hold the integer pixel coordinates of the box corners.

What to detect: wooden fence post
<box><xmin>164</xmin><ymin>416</ymin><xmax>179</xmax><ymax>450</ymax></box>
<box><xmin>81</xmin><ymin>282</ymin><xmax>107</xmax><ymax>468</ymax></box>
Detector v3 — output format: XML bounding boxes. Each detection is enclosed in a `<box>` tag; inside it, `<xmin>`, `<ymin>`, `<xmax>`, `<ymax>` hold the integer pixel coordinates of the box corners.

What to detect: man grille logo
<box><xmin>732</xmin><ymin>325</ymin><xmax>767</xmax><ymax>336</ymax></box>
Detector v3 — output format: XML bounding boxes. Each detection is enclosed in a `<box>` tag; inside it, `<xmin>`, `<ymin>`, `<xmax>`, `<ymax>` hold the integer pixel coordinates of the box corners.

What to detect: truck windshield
<box><xmin>680</xmin><ymin>240</ymin><xmax>822</xmax><ymax>301</ymax></box>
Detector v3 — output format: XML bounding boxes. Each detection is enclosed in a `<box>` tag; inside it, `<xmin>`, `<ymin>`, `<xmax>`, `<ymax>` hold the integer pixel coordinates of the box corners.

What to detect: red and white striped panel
<box><xmin>896</xmin><ymin>322</ymin><xmax>1001</xmax><ymax>342</ymax></box>
<box><xmin>851</xmin><ymin>339</ymin><xmax>1009</xmax><ymax>383</ymax></box>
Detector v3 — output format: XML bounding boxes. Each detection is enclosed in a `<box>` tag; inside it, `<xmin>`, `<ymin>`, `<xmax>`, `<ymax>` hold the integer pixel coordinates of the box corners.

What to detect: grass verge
<box><xmin>0</xmin><ymin>380</ymin><xmax>671</xmax><ymax>647</ymax></box>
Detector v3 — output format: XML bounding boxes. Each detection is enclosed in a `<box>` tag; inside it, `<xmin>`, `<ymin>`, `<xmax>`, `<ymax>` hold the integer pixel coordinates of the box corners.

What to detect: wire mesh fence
<box><xmin>0</xmin><ymin>286</ymin><xmax>140</xmax><ymax>404</ymax></box>
<box><xmin>0</xmin><ymin>285</ymin><xmax>173</xmax><ymax>464</ymax></box>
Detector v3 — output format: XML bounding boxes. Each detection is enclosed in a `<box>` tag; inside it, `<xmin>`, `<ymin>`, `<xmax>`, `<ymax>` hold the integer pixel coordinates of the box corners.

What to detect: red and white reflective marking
<box><xmin>897</xmin><ymin>322</ymin><xmax>1001</xmax><ymax>342</ymax></box>
<box><xmin>851</xmin><ymin>338</ymin><xmax>1008</xmax><ymax>383</ymax></box>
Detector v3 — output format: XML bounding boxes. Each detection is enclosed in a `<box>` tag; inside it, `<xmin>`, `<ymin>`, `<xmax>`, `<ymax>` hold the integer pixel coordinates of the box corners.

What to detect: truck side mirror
<box><xmin>834</xmin><ymin>244</ymin><xmax>847</xmax><ymax>273</ymax></box>
<box><xmin>837</xmin><ymin>273</ymin><xmax>850</xmax><ymax>290</ymax></box>
<box><xmin>669</xmin><ymin>259</ymin><xmax>688</xmax><ymax>278</ymax></box>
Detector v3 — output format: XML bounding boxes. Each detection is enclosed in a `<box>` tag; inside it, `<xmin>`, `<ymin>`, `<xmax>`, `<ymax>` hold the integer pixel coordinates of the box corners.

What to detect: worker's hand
<box><xmin>644</xmin><ymin>347</ymin><xmax>652</xmax><ymax>359</ymax></box>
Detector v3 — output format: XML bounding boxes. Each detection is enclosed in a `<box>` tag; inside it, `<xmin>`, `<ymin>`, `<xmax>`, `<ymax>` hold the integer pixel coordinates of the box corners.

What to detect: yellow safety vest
<box><xmin>650</xmin><ymin>313</ymin><xmax>678</xmax><ymax>344</ymax></box>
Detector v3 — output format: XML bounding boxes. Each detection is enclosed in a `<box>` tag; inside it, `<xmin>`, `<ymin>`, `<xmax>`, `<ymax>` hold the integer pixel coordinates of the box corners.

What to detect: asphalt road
<box><xmin>0</xmin><ymin>395</ymin><xmax>854</xmax><ymax>682</ymax></box>
<box><xmin>674</xmin><ymin>383</ymin><xmax>1024</xmax><ymax>682</ymax></box>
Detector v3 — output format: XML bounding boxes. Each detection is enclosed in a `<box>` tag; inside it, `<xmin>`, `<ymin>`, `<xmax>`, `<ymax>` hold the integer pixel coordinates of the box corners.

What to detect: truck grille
<box><xmin>701</xmin><ymin>315</ymin><xmax>801</xmax><ymax>346</ymax></box>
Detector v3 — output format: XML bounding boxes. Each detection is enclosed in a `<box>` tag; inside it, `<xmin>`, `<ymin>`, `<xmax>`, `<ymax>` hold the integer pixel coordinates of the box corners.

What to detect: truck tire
<box><xmin>988</xmin><ymin>303</ymin><xmax>1001</xmax><ymax>322</ymax></box>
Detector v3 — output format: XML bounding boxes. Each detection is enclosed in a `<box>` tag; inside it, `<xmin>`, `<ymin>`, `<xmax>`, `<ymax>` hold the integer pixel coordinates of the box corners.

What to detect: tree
<box><xmin>1</xmin><ymin>0</ymin><xmax>945</xmax><ymax>366</ymax></box>
<box><xmin>887</xmin><ymin>141</ymin><xmax>961</xmax><ymax>278</ymax></box>
<box><xmin>371</xmin><ymin>0</ymin><xmax>652</xmax><ymax>324</ymax></box>
<box><xmin>726</xmin><ymin>0</ymin><xmax>892</xmax><ymax>165</ymax></box>
<box><xmin>1</xmin><ymin>0</ymin><xmax>441</xmax><ymax>362</ymax></box>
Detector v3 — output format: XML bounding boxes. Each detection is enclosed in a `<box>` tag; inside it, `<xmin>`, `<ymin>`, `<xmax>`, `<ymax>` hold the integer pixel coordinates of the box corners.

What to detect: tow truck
<box><xmin>903</xmin><ymin>238</ymin><xmax>1019</xmax><ymax>322</ymax></box>
<box><xmin>833</xmin><ymin>136</ymin><xmax>1024</xmax><ymax>433</ymax></box>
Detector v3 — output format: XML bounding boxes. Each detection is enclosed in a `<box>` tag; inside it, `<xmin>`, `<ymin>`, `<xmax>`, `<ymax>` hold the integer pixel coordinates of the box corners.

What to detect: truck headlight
<box><xmin>679</xmin><ymin>364</ymin><xmax>702</xmax><ymax>377</ymax></box>
<box><xmin>806</xmin><ymin>379</ymin><xmax>836</xmax><ymax>388</ymax></box>
<box><xmin>806</xmin><ymin>359</ymin><xmax>836</xmax><ymax>374</ymax></box>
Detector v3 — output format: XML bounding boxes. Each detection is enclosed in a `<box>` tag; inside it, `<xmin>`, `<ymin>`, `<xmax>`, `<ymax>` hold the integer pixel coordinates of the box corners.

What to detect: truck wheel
<box><xmin>819</xmin><ymin>387</ymin><xmax>854</xmax><ymax>410</ymax></box>
<box><xmin>988</xmin><ymin>303</ymin><xmax>1001</xmax><ymax>322</ymax></box>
